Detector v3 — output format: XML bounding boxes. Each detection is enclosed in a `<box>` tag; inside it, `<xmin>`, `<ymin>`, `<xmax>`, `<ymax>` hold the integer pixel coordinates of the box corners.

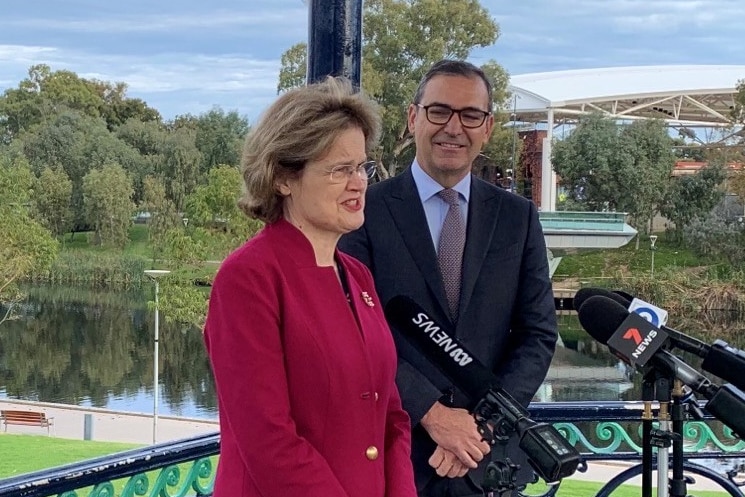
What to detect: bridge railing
<box><xmin>1</xmin><ymin>401</ymin><xmax>743</xmax><ymax>497</ymax></box>
<box><xmin>539</xmin><ymin>211</ymin><xmax>629</xmax><ymax>232</ymax></box>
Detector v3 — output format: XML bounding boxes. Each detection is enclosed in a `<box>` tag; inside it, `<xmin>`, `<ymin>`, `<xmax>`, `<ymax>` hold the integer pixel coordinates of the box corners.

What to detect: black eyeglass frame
<box><xmin>416</xmin><ymin>104</ymin><xmax>492</xmax><ymax>129</ymax></box>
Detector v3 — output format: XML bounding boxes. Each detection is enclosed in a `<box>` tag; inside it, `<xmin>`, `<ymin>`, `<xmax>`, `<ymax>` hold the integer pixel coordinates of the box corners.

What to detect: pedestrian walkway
<box><xmin>0</xmin><ymin>399</ymin><xmax>218</xmax><ymax>445</ymax></box>
<box><xmin>0</xmin><ymin>399</ymin><xmax>731</xmax><ymax>493</ymax></box>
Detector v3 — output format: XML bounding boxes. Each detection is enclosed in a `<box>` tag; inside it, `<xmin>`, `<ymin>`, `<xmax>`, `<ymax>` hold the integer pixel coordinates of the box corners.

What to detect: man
<box><xmin>339</xmin><ymin>59</ymin><xmax>558</xmax><ymax>496</ymax></box>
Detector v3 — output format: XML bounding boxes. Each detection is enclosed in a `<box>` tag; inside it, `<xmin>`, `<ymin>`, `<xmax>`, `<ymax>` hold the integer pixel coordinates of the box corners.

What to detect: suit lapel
<box><xmin>458</xmin><ymin>178</ymin><xmax>502</xmax><ymax>329</ymax></box>
<box><xmin>384</xmin><ymin>169</ymin><xmax>450</xmax><ymax>317</ymax></box>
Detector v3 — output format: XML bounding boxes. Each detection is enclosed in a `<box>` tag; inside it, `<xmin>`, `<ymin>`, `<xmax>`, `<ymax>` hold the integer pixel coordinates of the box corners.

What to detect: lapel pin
<box><xmin>361</xmin><ymin>292</ymin><xmax>375</xmax><ymax>307</ymax></box>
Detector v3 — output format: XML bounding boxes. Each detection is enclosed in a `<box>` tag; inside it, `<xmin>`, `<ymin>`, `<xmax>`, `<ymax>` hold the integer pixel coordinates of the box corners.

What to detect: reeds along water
<box><xmin>27</xmin><ymin>252</ymin><xmax>149</xmax><ymax>289</ymax></box>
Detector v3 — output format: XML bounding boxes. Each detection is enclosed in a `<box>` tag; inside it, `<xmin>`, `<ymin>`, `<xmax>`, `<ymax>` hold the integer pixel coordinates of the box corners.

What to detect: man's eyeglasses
<box><xmin>416</xmin><ymin>104</ymin><xmax>491</xmax><ymax>129</ymax></box>
<box><xmin>328</xmin><ymin>160</ymin><xmax>377</xmax><ymax>183</ymax></box>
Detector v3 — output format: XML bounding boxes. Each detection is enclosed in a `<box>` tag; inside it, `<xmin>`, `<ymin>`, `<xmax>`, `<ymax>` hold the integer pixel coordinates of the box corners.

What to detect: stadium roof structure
<box><xmin>506</xmin><ymin>65</ymin><xmax>745</xmax><ymax>211</ymax></box>
<box><xmin>508</xmin><ymin>65</ymin><xmax>745</xmax><ymax>127</ymax></box>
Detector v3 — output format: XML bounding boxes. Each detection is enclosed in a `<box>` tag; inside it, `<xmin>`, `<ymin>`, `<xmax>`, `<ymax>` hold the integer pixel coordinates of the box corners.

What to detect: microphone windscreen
<box><xmin>384</xmin><ymin>295</ymin><xmax>496</xmax><ymax>402</ymax></box>
<box><xmin>577</xmin><ymin>295</ymin><xmax>629</xmax><ymax>345</ymax></box>
<box><xmin>573</xmin><ymin>287</ymin><xmax>630</xmax><ymax>311</ymax></box>
<box><xmin>613</xmin><ymin>290</ymin><xmax>635</xmax><ymax>303</ymax></box>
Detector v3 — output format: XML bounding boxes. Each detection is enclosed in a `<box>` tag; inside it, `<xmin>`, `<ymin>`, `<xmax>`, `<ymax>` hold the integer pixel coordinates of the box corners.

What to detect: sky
<box><xmin>1</xmin><ymin>0</ymin><xmax>744</xmax><ymax>123</ymax></box>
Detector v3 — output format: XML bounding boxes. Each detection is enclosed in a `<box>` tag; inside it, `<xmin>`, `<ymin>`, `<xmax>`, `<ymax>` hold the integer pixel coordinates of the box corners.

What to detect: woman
<box><xmin>203</xmin><ymin>77</ymin><xmax>417</xmax><ymax>497</ymax></box>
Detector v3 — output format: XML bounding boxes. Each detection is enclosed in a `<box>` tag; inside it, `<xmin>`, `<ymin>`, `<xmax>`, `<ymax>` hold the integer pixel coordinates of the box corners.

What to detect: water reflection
<box><xmin>1</xmin><ymin>287</ymin><xmax>743</xmax><ymax>419</ymax></box>
<box><xmin>0</xmin><ymin>285</ymin><xmax>217</xmax><ymax>418</ymax></box>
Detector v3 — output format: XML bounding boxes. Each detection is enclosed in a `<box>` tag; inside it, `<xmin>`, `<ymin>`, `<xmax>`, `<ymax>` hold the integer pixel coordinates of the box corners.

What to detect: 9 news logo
<box><xmin>628</xmin><ymin>298</ymin><xmax>668</xmax><ymax>327</ymax></box>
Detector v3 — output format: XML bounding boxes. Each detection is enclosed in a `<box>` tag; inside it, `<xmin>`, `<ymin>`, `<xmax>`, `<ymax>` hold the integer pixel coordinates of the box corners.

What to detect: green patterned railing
<box><xmin>2</xmin><ymin>402</ymin><xmax>744</xmax><ymax>497</ymax></box>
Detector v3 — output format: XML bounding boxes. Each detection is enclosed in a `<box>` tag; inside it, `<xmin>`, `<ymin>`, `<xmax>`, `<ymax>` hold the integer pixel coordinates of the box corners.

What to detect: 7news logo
<box><xmin>607</xmin><ymin>312</ymin><xmax>668</xmax><ymax>368</ymax></box>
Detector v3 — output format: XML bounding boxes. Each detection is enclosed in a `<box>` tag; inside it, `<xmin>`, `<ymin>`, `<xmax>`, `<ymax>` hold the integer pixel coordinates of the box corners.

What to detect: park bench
<box><xmin>1</xmin><ymin>409</ymin><xmax>54</xmax><ymax>435</ymax></box>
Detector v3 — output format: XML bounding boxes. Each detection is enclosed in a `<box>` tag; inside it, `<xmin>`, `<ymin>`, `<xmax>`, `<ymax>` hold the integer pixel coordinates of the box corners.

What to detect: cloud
<box><xmin>1</xmin><ymin>8</ymin><xmax>307</xmax><ymax>34</ymax></box>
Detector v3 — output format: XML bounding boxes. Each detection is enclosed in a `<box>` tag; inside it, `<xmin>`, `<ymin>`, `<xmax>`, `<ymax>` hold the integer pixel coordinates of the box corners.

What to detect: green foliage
<box><xmin>733</xmin><ymin>78</ymin><xmax>745</xmax><ymax>123</ymax></box>
<box><xmin>162</xmin><ymin>228</ymin><xmax>209</xmax><ymax>265</ymax></box>
<box><xmin>184</xmin><ymin>164</ymin><xmax>243</xmax><ymax>234</ymax></box>
<box><xmin>277</xmin><ymin>0</ymin><xmax>502</xmax><ymax>174</ymax></box>
<box><xmin>16</xmin><ymin>109</ymin><xmax>146</xmax><ymax>226</ymax></box>
<box><xmin>155</xmin><ymin>279</ymin><xmax>209</xmax><ymax>330</ymax></box>
<box><xmin>659</xmin><ymin>162</ymin><xmax>727</xmax><ymax>241</ymax></box>
<box><xmin>82</xmin><ymin>163</ymin><xmax>135</xmax><ymax>248</ymax></box>
<box><xmin>619</xmin><ymin>119</ymin><xmax>676</xmax><ymax>233</ymax></box>
<box><xmin>34</xmin><ymin>166</ymin><xmax>74</xmax><ymax>237</ymax></box>
<box><xmin>0</xmin><ymin>64</ymin><xmax>160</xmax><ymax>143</ymax></box>
<box><xmin>193</xmin><ymin>107</ymin><xmax>249</xmax><ymax>173</ymax></box>
<box><xmin>730</xmin><ymin>169</ymin><xmax>745</xmax><ymax>205</ymax></box>
<box><xmin>157</xmin><ymin>127</ymin><xmax>202</xmax><ymax>210</ymax></box>
<box><xmin>683</xmin><ymin>211</ymin><xmax>745</xmax><ymax>266</ymax></box>
<box><xmin>142</xmin><ymin>175</ymin><xmax>181</xmax><ymax>261</ymax></box>
<box><xmin>0</xmin><ymin>156</ymin><xmax>59</xmax><ymax>319</ymax></box>
<box><xmin>31</xmin><ymin>251</ymin><xmax>149</xmax><ymax>288</ymax></box>
<box><xmin>552</xmin><ymin>114</ymin><xmax>675</xmax><ymax>230</ymax></box>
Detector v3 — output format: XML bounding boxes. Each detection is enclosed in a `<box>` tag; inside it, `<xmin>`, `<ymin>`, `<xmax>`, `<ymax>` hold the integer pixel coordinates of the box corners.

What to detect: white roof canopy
<box><xmin>507</xmin><ymin>65</ymin><xmax>745</xmax><ymax>126</ymax></box>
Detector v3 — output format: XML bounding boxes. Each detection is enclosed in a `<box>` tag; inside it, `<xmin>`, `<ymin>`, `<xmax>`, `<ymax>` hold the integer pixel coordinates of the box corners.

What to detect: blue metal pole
<box><xmin>307</xmin><ymin>0</ymin><xmax>362</xmax><ymax>89</ymax></box>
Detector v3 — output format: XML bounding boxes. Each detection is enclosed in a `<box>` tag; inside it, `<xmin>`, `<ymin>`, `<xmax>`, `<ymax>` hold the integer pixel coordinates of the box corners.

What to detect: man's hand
<box><xmin>428</xmin><ymin>446</ymin><xmax>469</xmax><ymax>478</ymax></box>
<box><xmin>420</xmin><ymin>402</ymin><xmax>490</xmax><ymax>468</ymax></box>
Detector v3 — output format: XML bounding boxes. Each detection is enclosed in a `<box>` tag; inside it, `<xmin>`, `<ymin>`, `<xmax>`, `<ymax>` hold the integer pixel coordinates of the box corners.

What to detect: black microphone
<box><xmin>575</xmin><ymin>288</ymin><xmax>745</xmax><ymax>390</ymax></box>
<box><xmin>577</xmin><ymin>295</ymin><xmax>745</xmax><ymax>438</ymax></box>
<box><xmin>574</xmin><ymin>287</ymin><xmax>709</xmax><ymax>357</ymax></box>
<box><xmin>384</xmin><ymin>295</ymin><xmax>581</xmax><ymax>483</ymax></box>
<box><xmin>577</xmin><ymin>295</ymin><xmax>716</xmax><ymax>396</ymax></box>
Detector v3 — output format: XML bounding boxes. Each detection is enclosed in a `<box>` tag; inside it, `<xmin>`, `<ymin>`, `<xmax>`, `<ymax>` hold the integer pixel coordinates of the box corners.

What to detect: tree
<box><xmin>141</xmin><ymin>175</ymin><xmax>181</xmax><ymax>261</ymax></box>
<box><xmin>659</xmin><ymin>162</ymin><xmax>727</xmax><ymax>242</ymax></box>
<box><xmin>157</xmin><ymin>127</ymin><xmax>202</xmax><ymax>211</ymax></box>
<box><xmin>277</xmin><ymin>0</ymin><xmax>502</xmax><ymax>175</ymax></box>
<box><xmin>82</xmin><ymin>163</ymin><xmax>135</xmax><ymax>248</ymax></box>
<box><xmin>184</xmin><ymin>165</ymin><xmax>243</xmax><ymax>234</ymax></box>
<box><xmin>16</xmin><ymin>109</ymin><xmax>146</xmax><ymax>228</ymax></box>
<box><xmin>619</xmin><ymin>119</ymin><xmax>675</xmax><ymax>234</ymax></box>
<box><xmin>552</xmin><ymin>113</ymin><xmax>635</xmax><ymax>211</ymax></box>
<box><xmin>552</xmin><ymin>114</ymin><xmax>675</xmax><ymax>233</ymax></box>
<box><xmin>193</xmin><ymin>108</ymin><xmax>249</xmax><ymax>174</ymax></box>
<box><xmin>34</xmin><ymin>166</ymin><xmax>74</xmax><ymax>237</ymax></box>
<box><xmin>0</xmin><ymin>64</ymin><xmax>161</xmax><ymax>143</ymax></box>
<box><xmin>733</xmin><ymin>79</ymin><xmax>745</xmax><ymax>123</ymax></box>
<box><xmin>0</xmin><ymin>155</ymin><xmax>58</xmax><ymax>323</ymax></box>
<box><xmin>731</xmin><ymin>169</ymin><xmax>745</xmax><ymax>213</ymax></box>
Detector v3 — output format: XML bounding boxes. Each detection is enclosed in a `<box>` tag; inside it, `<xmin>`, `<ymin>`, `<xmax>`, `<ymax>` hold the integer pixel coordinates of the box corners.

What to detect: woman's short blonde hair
<box><xmin>239</xmin><ymin>77</ymin><xmax>381</xmax><ymax>223</ymax></box>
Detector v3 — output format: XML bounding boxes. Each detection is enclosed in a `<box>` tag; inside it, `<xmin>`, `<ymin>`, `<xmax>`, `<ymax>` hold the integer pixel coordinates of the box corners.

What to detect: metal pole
<box><xmin>307</xmin><ymin>0</ymin><xmax>362</xmax><ymax>89</ymax></box>
<box><xmin>153</xmin><ymin>280</ymin><xmax>159</xmax><ymax>444</ymax></box>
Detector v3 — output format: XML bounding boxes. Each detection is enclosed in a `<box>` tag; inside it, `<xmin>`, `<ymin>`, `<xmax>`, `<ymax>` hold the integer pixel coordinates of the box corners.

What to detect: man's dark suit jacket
<box><xmin>339</xmin><ymin>167</ymin><xmax>558</xmax><ymax>491</ymax></box>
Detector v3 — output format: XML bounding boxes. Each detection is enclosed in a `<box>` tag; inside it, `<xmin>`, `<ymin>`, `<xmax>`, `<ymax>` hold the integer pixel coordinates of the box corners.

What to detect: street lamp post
<box><xmin>650</xmin><ymin>235</ymin><xmax>658</xmax><ymax>279</ymax></box>
<box><xmin>144</xmin><ymin>269</ymin><xmax>170</xmax><ymax>444</ymax></box>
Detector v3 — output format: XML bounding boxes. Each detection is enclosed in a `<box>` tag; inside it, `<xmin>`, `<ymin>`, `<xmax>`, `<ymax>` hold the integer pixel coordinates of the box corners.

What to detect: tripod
<box><xmin>481</xmin><ymin>440</ymin><xmax>521</xmax><ymax>497</ymax></box>
<box><xmin>641</xmin><ymin>369</ymin><xmax>693</xmax><ymax>497</ymax></box>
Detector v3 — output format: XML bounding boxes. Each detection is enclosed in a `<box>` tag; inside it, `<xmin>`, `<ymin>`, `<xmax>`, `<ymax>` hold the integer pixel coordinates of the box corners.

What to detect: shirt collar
<box><xmin>411</xmin><ymin>159</ymin><xmax>471</xmax><ymax>202</ymax></box>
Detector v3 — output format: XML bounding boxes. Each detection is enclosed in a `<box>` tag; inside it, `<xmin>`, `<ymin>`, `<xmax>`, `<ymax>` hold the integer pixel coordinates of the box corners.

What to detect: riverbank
<box><xmin>0</xmin><ymin>399</ymin><xmax>217</xmax><ymax>445</ymax></box>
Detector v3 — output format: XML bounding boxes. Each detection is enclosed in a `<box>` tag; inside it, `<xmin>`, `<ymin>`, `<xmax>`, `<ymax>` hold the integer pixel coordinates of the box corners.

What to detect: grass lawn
<box><xmin>0</xmin><ymin>434</ymin><xmax>141</xmax><ymax>478</ymax></box>
<box><xmin>0</xmin><ymin>435</ymin><xmax>730</xmax><ymax>497</ymax></box>
<box><xmin>554</xmin><ymin>232</ymin><xmax>703</xmax><ymax>282</ymax></box>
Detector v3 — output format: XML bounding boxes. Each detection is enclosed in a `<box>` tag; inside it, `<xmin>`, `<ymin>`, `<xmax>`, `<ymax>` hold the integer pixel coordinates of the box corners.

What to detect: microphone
<box><xmin>574</xmin><ymin>288</ymin><xmax>708</xmax><ymax>356</ymax></box>
<box><xmin>575</xmin><ymin>288</ymin><xmax>745</xmax><ymax>390</ymax></box>
<box><xmin>577</xmin><ymin>295</ymin><xmax>717</xmax><ymax>397</ymax></box>
<box><xmin>574</xmin><ymin>287</ymin><xmax>667</xmax><ymax>326</ymax></box>
<box><xmin>384</xmin><ymin>296</ymin><xmax>581</xmax><ymax>483</ymax></box>
<box><xmin>577</xmin><ymin>295</ymin><xmax>745</xmax><ymax>438</ymax></box>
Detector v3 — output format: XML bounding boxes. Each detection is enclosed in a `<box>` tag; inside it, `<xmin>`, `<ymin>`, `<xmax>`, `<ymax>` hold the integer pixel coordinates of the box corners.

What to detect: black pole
<box><xmin>670</xmin><ymin>381</ymin><xmax>687</xmax><ymax>497</ymax></box>
<box><xmin>307</xmin><ymin>0</ymin><xmax>363</xmax><ymax>89</ymax></box>
<box><xmin>641</xmin><ymin>374</ymin><xmax>654</xmax><ymax>497</ymax></box>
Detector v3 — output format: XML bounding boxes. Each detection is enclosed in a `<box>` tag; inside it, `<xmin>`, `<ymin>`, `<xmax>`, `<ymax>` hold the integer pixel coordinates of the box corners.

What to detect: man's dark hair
<box><xmin>413</xmin><ymin>59</ymin><xmax>493</xmax><ymax>108</ymax></box>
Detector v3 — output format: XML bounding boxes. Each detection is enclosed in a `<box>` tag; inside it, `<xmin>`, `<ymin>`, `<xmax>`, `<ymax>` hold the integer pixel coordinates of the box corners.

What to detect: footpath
<box><xmin>0</xmin><ymin>399</ymin><xmax>728</xmax><ymax>493</ymax></box>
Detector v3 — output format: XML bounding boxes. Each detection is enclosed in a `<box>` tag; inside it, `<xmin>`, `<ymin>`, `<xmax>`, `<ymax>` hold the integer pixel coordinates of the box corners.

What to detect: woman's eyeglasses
<box><xmin>328</xmin><ymin>160</ymin><xmax>377</xmax><ymax>183</ymax></box>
